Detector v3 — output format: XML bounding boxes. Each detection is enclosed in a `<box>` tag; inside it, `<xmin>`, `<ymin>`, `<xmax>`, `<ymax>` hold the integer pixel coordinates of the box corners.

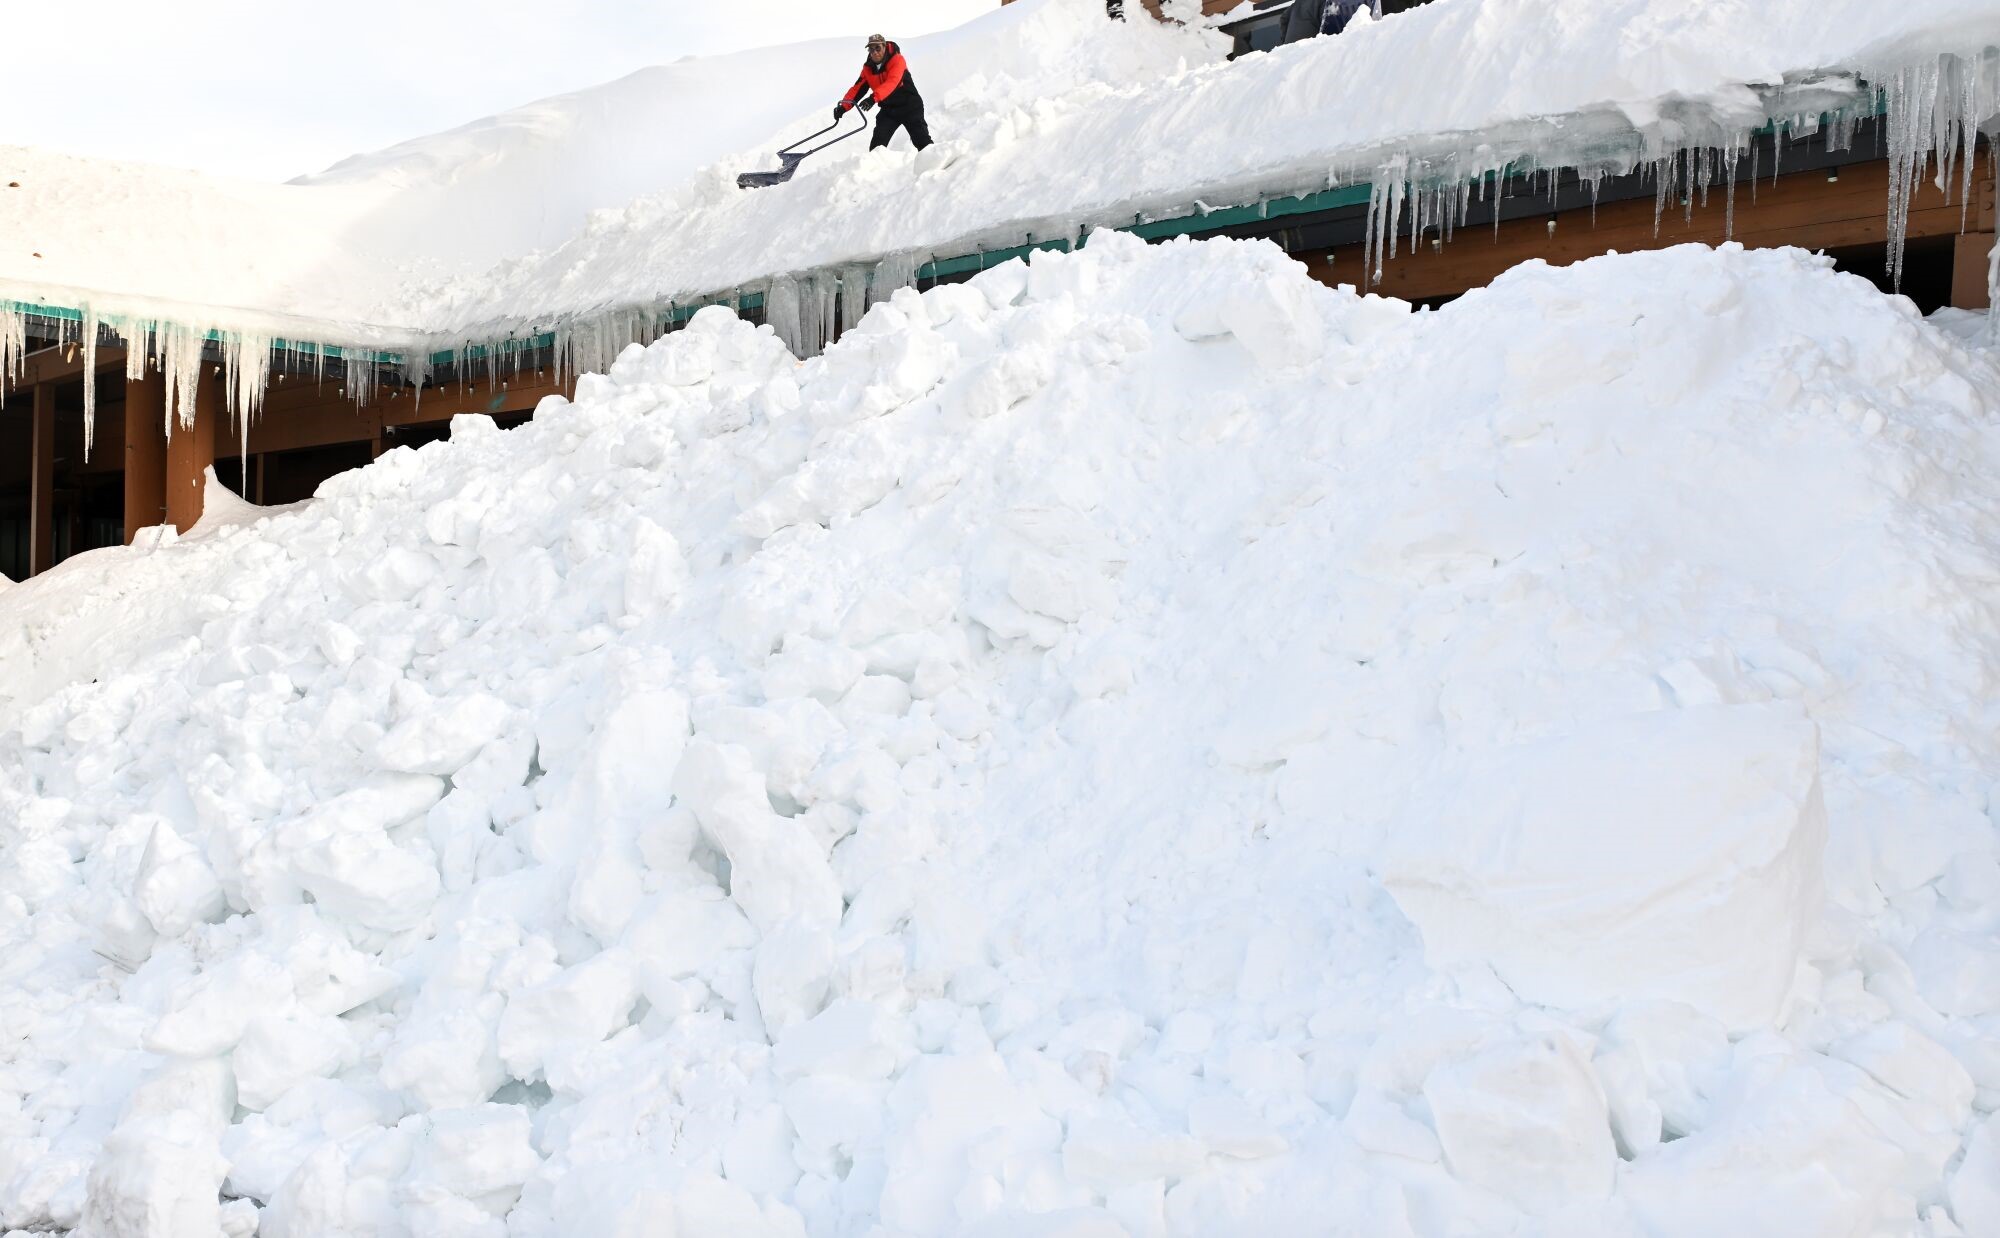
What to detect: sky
<box><xmin>4</xmin><ymin>0</ymin><xmax>995</xmax><ymax>182</ymax></box>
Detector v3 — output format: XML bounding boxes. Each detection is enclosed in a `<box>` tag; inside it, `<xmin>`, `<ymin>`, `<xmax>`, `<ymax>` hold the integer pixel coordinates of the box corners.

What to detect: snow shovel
<box><xmin>737</xmin><ymin>107</ymin><xmax>871</xmax><ymax>190</ymax></box>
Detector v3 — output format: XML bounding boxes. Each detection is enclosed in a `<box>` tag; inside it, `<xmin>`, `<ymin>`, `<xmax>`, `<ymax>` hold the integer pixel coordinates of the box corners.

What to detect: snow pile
<box><xmin>4</xmin><ymin>234</ymin><xmax>2000</xmax><ymax>1236</ymax></box>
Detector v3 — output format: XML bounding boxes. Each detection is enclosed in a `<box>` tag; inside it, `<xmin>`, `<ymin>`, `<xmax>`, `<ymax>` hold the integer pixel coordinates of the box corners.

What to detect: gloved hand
<box><xmin>833</xmin><ymin>102</ymin><xmax>848</xmax><ymax>120</ymax></box>
<box><xmin>858</xmin><ymin>96</ymin><xmax>876</xmax><ymax>113</ymax></box>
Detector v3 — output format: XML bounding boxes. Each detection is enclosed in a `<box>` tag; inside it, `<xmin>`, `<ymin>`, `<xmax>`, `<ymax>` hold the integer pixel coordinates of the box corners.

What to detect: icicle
<box><xmin>1990</xmin><ymin>165</ymin><xmax>2000</xmax><ymax>347</ymax></box>
<box><xmin>1366</xmin><ymin>179</ymin><xmax>1388</xmax><ymax>283</ymax></box>
<box><xmin>766</xmin><ymin>275</ymin><xmax>804</xmax><ymax>356</ymax></box>
<box><xmin>813</xmin><ymin>270</ymin><xmax>838</xmax><ymax>357</ymax></box>
<box><xmin>0</xmin><ymin>303</ymin><xmax>25</xmax><ymax>407</ymax></box>
<box><xmin>159</xmin><ymin>321</ymin><xmax>205</xmax><ymax>433</ymax></box>
<box><xmin>867</xmin><ymin>252</ymin><xmax>920</xmax><ymax>309</ymax></box>
<box><xmin>123</xmin><ymin>320</ymin><xmax>152</xmax><ymax>383</ymax></box>
<box><xmin>839</xmin><ymin>266</ymin><xmax>868</xmax><ymax>338</ymax></box>
<box><xmin>81</xmin><ymin>306</ymin><xmax>98</xmax><ymax>460</ymax></box>
<box><xmin>220</xmin><ymin>332</ymin><xmax>272</xmax><ymax>470</ymax></box>
<box><xmin>1653</xmin><ymin>154</ymin><xmax>1671</xmax><ymax>237</ymax></box>
<box><xmin>1385</xmin><ymin>176</ymin><xmax>1406</xmax><ymax>265</ymax></box>
<box><xmin>1955</xmin><ymin>63</ymin><xmax>1981</xmax><ymax>227</ymax></box>
<box><xmin>1883</xmin><ymin>60</ymin><xmax>1939</xmax><ymax>290</ymax></box>
<box><xmin>344</xmin><ymin>350</ymin><xmax>379</xmax><ymax>409</ymax></box>
<box><xmin>1724</xmin><ymin>149</ymin><xmax>1738</xmax><ymax>240</ymax></box>
<box><xmin>403</xmin><ymin>346</ymin><xmax>431</xmax><ymax>413</ymax></box>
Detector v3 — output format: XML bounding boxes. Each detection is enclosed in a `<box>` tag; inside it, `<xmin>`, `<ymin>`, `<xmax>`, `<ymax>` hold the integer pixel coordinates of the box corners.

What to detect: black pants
<box><xmin>871</xmin><ymin>98</ymin><xmax>932</xmax><ymax>151</ymax></box>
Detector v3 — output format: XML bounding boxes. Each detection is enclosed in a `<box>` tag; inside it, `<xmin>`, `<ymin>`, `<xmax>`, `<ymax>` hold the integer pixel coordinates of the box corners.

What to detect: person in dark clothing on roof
<box><xmin>836</xmin><ymin>34</ymin><xmax>933</xmax><ymax>152</ymax></box>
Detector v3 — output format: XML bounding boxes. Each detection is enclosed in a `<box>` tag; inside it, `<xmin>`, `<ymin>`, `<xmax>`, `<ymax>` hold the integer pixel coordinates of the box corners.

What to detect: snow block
<box><xmin>1382</xmin><ymin>704</ymin><xmax>1825</xmax><ymax>1031</ymax></box>
<box><xmin>78</xmin><ymin>1113</ymin><xmax>229</xmax><ymax>1238</ymax></box>
<box><xmin>1420</xmin><ymin>1033</ymin><xmax>1614</xmax><ymax>1213</ymax></box>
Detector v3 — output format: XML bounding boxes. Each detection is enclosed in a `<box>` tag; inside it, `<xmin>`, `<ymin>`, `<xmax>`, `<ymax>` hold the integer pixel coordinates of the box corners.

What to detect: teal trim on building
<box><xmin>0</xmin><ymin>93</ymin><xmax>1891</xmax><ymax>375</ymax></box>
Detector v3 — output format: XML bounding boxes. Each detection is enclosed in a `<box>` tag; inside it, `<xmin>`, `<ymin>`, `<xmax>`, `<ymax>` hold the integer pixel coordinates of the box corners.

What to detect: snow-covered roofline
<box><xmin>2</xmin><ymin>0</ymin><xmax>1997</xmax><ymax>441</ymax></box>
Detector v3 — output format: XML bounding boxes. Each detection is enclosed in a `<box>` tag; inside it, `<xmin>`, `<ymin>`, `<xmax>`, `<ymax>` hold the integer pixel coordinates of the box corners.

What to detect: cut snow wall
<box><xmin>1382</xmin><ymin>704</ymin><xmax>1827</xmax><ymax>1033</ymax></box>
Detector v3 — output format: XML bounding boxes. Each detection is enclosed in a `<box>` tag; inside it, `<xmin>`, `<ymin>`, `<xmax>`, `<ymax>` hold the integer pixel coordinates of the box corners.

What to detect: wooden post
<box><xmin>1951</xmin><ymin>232</ymin><xmax>1994</xmax><ymax>310</ymax></box>
<box><xmin>164</xmin><ymin>370</ymin><xmax>217</xmax><ymax>532</ymax></box>
<box><xmin>124</xmin><ymin>371</ymin><xmax>168</xmax><ymax>542</ymax></box>
<box><xmin>29</xmin><ymin>383</ymin><xmax>55</xmax><ymax>576</ymax></box>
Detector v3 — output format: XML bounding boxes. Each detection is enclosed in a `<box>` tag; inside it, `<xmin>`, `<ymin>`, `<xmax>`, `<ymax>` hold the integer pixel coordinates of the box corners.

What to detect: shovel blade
<box><xmin>736</xmin><ymin>151</ymin><xmax>809</xmax><ymax>190</ymax></box>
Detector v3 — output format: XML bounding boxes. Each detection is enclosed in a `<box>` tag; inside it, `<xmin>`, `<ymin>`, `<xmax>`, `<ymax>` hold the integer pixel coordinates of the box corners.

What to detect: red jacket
<box><xmin>842</xmin><ymin>43</ymin><xmax>914</xmax><ymax>109</ymax></box>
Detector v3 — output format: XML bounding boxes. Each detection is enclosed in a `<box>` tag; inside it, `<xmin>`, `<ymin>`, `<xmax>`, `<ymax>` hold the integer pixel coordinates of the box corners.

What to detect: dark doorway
<box><xmin>1825</xmin><ymin>235</ymin><xmax>1960</xmax><ymax>314</ymax></box>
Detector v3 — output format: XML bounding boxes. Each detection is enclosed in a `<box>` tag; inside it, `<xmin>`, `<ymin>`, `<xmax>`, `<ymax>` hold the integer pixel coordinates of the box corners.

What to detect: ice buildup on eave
<box><xmin>4</xmin><ymin>0</ymin><xmax>1999</xmax><ymax>457</ymax></box>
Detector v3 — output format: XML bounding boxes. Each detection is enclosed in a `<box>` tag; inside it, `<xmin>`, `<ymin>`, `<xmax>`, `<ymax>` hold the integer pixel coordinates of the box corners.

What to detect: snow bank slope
<box><xmin>5</xmin><ymin>236</ymin><xmax>2000</xmax><ymax>1236</ymax></box>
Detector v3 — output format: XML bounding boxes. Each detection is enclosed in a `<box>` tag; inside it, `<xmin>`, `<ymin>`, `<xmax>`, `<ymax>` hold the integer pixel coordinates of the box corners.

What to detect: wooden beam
<box><xmin>1952</xmin><ymin>232</ymin><xmax>1995</xmax><ymax>310</ymax></box>
<box><xmin>202</xmin><ymin>376</ymin><xmax>568</xmax><ymax>460</ymax></box>
<box><xmin>216</xmin><ymin>398</ymin><xmax>380</xmax><ymax>458</ymax></box>
<box><xmin>29</xmin><ymin>383</ymin><xmax>55</xmax><ymax>575</ymax></box>
<box><xmin>11</xmin><ymin>344</ymin><xmax>129</xmax><ymax>390</ymax></box>
<box><xmin>164</xmin><ymin>372</ymin><xmax>217</xmax><ymax>532</ymax></box>
<box><xmin>1306</xmin><ymin>155</ymin><xmax>1995</xmax><ymax>303</ymax></box>
<box><xmin>124</xmin><ymin>372</ymin><xmax>167</xmax><ymax>542</ymax></box>
<box><xmin>376</xmin><ymin>378</ymin><xmax>567</xmax><ymax>429</ymax></box>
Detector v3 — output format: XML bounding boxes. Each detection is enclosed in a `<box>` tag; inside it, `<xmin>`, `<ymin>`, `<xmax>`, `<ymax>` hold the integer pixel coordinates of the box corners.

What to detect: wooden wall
<box><xmin>1307</xmin><ymin>153</ymin><xmax>1997</xmax><ymax>306</ymax></box>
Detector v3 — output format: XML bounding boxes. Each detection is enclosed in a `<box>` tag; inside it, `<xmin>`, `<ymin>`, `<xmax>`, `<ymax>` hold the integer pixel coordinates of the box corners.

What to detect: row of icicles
<box><xmin>2</xmin><ymin>50</ymin><xmax>1996</xmax><ymax>464</ymax></box>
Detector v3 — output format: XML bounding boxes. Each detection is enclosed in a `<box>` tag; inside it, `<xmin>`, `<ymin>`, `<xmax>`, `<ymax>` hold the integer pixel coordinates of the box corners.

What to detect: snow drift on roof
<box><xmin>0</xmin><ymin>0</ymin><xmax>1996</xmax><ymax>450</ymax></box>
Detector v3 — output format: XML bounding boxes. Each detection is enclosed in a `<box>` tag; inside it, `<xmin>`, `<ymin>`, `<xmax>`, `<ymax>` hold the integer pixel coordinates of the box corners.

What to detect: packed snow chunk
<box><xmin>773</xmin><ymin>998</ymin><xmax>904</xmax><ymax>1081</ymax></box>
<box><xmin>754</xmin><ymin>917</ymin><xmax>838</xmax><ymax>1035</ymax></box>
<box><xmin>553</xmin><ymin>1166</ymin><xmax>804</xmax><ymax>1238</ymax></box>
<box><xmin>498</xmin><ymin>949</ymin><xmax>640</xmax><ymax>1082</ymax></box>
<box><xmin>1591</xmin><ymin>999</ymin><xmax>1733</xmax><ymax>1151</ymax></box>
<box><xmin>408</xmin><ymin>1104</ymin><xmax>541</xmax><ymax>1209</ymax></box>
<box><xmin>672</xmin><ymin>738</ymin><xmax>843</xmax><ymax>934</ymax></box>
<box><xmin>1831</xmin><ymin>1022</ymin><xmax>1975</xmax><ymax>1135</ymax></box>
<box><xmin>1420</xmin><ymin>1032</ymin><xmax>1615</xmax><ymax>1214</ymax></box>
<box><xmin>130</xmin><ymin>818</ymin><xmax>226</xmax><ymax>937</ymax></box>
<box><xmin>1619</xmin><ymin>1051</ymin><xmax>1912</xmax><ymax>1235</ymax></box>
<box><xmin>1383</xmin><ymin>703</ymin><xmax>1826</xmax><ymax>1030</ymax></box>
<box><xmin>622</xmin><ymin>517</ymin><xmax>688</xmax><ymax>620</ymax></box>
<box><xmin>376</xmin><ymin>691</ymin><xmax>515</xmax><ymax>776</ymax></box>
<box><xmin>879</xmin><ymin>1052</ymin><xmax>1062</xmax><ymax>1234</ymax></box>
<box><xmin>77</xmin><ymin>1112</ymin><xmax>230</xmax><ymax>1238</ymax></box>
<box><xmin>291</xmin><ymin>830</ymin><xmax>442</xmax><ymax>934</ymax></box>
<box><xmin>1062</xmin><ymin>1115</ymin><xmax>1207</xmax><ymax>1190</ymax></box>
<box><xmin>623</xmin><ymin>884</ymin><xmax>758</xmax><ymax>983</ymax></box>
<box><xmin>1186</xmin><ymin>1095</ymin><xmax>1288</xmax><ymax>1160</ymax></box>
<box><xmin>1903</xmin><ymin>927</ymin><xmax>2000</xmax><ymax>1019</ymax></box>
<box><xmin>146</xmin><ymin>951</ymin><xmax>296</xmax><ymax>1058</ymax></box>
<box><xmin>233</xmin><ymin>1013</ymin><xmax>360</xmax><ymax>1111</ymax></box>
<box><xmin>1950</xmin><ymin>1114</ymin><xmax>2000</xmax><ymax>1237</ymax></box>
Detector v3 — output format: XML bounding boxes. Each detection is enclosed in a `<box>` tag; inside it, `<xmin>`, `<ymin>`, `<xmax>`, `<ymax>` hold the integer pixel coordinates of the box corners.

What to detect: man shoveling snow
<box><xmin>836</xmin><ymin>33</ymin><xmax>933</xmax><ymax>152</ymax></box>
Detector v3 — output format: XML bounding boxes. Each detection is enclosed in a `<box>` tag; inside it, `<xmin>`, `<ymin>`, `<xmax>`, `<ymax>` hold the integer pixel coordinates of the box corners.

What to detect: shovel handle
<box><xmin>780</xmin><ymin>105</ymin><xmax>871</xmax><ymax>159</ymax></box>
